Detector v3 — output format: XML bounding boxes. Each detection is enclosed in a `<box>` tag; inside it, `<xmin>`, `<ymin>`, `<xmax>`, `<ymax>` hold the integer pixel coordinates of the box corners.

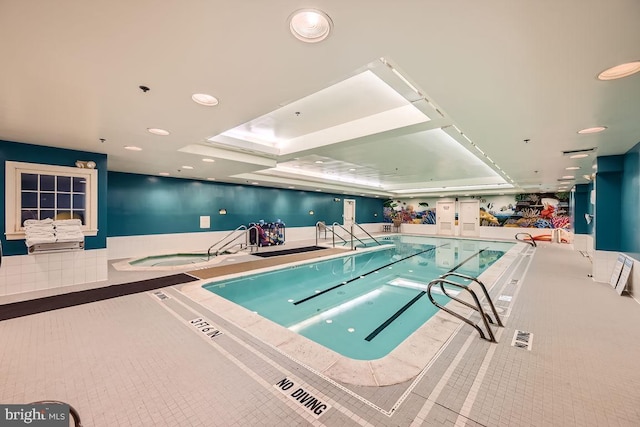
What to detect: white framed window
<box><xmin>5</xmin><ymin>161</ymin><xmax>98</xmax><ymax>240</ymax></box>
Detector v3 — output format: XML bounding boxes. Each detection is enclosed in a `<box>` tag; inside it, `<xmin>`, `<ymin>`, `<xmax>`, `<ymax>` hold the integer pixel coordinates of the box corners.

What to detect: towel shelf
<box><xmin>28</xmin><ymin>241</ymin><xmax>84</xmax><ymax>254</ymax></box>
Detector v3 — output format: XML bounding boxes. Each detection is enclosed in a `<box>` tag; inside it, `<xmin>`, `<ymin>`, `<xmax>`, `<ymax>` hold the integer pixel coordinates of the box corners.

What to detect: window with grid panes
<box><xmin>5</xmin><ymin>161</ymin><xmax>98</xmax><ymax>239</ymax></box>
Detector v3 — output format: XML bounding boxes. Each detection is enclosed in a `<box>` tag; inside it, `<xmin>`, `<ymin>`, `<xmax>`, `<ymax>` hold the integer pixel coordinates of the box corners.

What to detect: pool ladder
<box><xmin>315</xmin><ymin>221</ymin><xmax>382</xmax><ymax>250</ymax></box>
<box><xmin>426</xmin><ymin>272</ymin><xmax>503</xmax><ymax>342</ymax></box>
<box><xmin>207</xmin><ymin>225</ymin><xmax>248</xmax><ymax>259</ymax></box>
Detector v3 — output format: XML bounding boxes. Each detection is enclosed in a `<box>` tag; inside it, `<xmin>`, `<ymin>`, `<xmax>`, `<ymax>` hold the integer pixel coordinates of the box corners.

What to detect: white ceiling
<box><xmin>1</xmin><ymin>1</ymin><xmax>639</xmax><ymax>198</ymax></box>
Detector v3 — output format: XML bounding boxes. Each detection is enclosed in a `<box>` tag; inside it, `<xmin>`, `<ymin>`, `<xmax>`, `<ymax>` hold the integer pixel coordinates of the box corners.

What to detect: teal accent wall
<box><xmin>0</xmin><ymin>140</ymin><xmax>108</xmax><ymax>256</ymax></box>
<box><xmin>594</xmin><ymin>155</ymin><xmax>623</xmax><ymax>251</ymax></box>
<box><xmin>621</xmin><ymin>142</ymin><xmax>640</xmax><ymax>258</ymax></box>
<box><xmin>107</xmin><ymin>172</ymin><xmax>383</xmax><ymax>237</ymax></box>
<box><xmin>572</xmin><ymin>184</ymin><xmax>591</xmax><ymax>235</ymax></box>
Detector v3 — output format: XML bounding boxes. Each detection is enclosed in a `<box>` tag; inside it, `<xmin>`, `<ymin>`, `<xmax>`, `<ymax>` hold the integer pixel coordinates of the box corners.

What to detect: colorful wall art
<box><xmin>384</xmin><ymin>192</ymin><xmax>571</xmax><ymax>229</ymax></box>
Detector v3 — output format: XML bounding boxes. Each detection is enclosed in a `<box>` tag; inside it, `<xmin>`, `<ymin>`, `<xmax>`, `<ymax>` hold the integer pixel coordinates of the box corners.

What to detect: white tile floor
<box><xmin>1</xmin><ymin>240</ymin><xmax>640</xmax><ymax>426</ymax></box>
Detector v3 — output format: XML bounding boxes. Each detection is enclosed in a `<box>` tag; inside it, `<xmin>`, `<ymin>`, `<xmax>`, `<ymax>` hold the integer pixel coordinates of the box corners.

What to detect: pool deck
<box><xmin>2</xmin><ymin>235</ymin><xmax>640</xmax><ymax>426</ymax></box>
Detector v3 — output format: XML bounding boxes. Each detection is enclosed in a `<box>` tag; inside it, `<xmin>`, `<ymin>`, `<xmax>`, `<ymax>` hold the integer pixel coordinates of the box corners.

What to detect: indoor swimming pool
<box><xmin>203</xmin><ymin>235</ymin><xmax>514</xmax><ymax>360</ymax></box>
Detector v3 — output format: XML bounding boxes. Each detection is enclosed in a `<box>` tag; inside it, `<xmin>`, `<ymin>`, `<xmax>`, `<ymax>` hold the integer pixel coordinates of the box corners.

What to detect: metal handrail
<box><xmin>332</xmin><ymin>222</ymin><xmax>366</xmax><ymax>250</ymax></box>
<box><xmin>439</xmin><ymin>272</ymin><xmax>503</xmax><ymax>327</ymax></box>
<box><xmin>351</xmin><ymin>222</ymin><xmax>382</xmax><ymax>247</ymax></box>
<box><xmin>515</xmin><ymin>232</ymin><xmax>537</xmax><ymax>247</ymax></box>
<box><xmin>426</xmin><ymin>273</ymin><xmax>503</xmax><ymax>342</ymax></box>
<box><xmin>29</xmin><ymin>400</ymin><xmax>82</xmax><ymax>427</ymax></box>
<box><xmin>207</xmin><ymin>225</ymin><xmax>247</xmax><ymax>259</ymax></box>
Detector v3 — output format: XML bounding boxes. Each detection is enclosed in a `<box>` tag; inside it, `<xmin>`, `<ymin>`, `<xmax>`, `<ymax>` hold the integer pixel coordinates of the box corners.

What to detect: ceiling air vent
<box><xmin>562</xmin><ymin>147</ymin><xmax>596</xmax><ymax>156</ymax></box>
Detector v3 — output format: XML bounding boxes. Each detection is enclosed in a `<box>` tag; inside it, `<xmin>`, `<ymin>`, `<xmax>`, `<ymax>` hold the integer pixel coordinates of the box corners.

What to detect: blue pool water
<box><xmin>203</xmin><ymin>235</ymin><xmax>513</xmax><ymax>360</ymax></box>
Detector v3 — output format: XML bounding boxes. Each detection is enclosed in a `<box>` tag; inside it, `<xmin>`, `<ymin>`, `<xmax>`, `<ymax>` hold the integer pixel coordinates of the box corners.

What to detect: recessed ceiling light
<box><xmin>348</xmin><ymin>168</ymin><xmax>356</xmax><ymax>172</ymax></box>
<box><xmin>562</xmin><ymin>175</ymin><xmax>575</xmax><ymax>179</ymax></box>
<box><xmin>207</xmin><ymin>177</ymin><xmax>216</xmax><ymax>181</ymax></box>
<box><xmin>578</xmin><ymin>126</ymin><xmax>607</xmax><ymax>134</ymax></box>
<box><xmin>147</xmin><ymin>128</ymin><xmax>170</xmax><ymax>136</ymax></box>
<box><xmin>192</xmin><ymin>93</ymin><xmax>219</xmax><ymax>106</ymax></box>
<box><xmin>570</xmin><ymin>154</ymin><xmax>589</xmax><ymax>159</ymax></box>
<box><xmin>566</xmin><ymin>166</ymin><xmax>581</xmax><ymax>170</ymax></box>
<box><xmin>252</xmin><ymin>182</ymin><xmax>259</xmax><ymax>185</ymax></box>
<box><xmin>202</xmin><ymin>158</ymin><xmax>215</xmax><ymax>163</ymax></box>
<box><xmin>124</xmin><ymin>146</ymin><xmax>142</xmax><ymax>151</ymax></box>
<box><xmin>597</xmin><ymin>61</ymin><xmax>640</xmax><ymax>80</ymax></box>
<box><xmin>182</xmin><ymin>166</ymin><xmax>194</xmax><ymax>170</ymax></box>
<box><xmin>314</xmin><ymin>160</ymin><xmax>324</xmax><ymax>164</ymax></box>
<box><xmin>158</xmin><ymin>172</ymin><xmax>170</xmax><ymax>176</ymax></box>
<box><xmin>288</xmin><ymin>9</ymin><xmax>333</xmax><ymax>43</ymax></box>
<box><xmin>288</xmin><ymin>186</ymin><xmax>295</xmax><ymax>189</ymax></box>
<box><xmin>315</xmin><ymin>189</ymin><xmax>322</xmax><ymax>192</ymax></box>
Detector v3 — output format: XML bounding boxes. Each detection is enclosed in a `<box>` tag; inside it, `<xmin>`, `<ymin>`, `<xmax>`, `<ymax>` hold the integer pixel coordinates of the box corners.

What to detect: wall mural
<box><xmin>383</xmin><ymin>192</ymin><xmax>571</xmax><ymax>229</ymax></box>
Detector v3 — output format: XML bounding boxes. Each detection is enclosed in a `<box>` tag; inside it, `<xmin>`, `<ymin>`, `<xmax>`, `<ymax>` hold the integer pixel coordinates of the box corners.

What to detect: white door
<box><xmin>459</xmin><ymin>200</ymin><xmax>480</xmax><ymax>237</ymax></box>
<box><xmin>436</xmin><ymin>201</ymin><xmax>455</xmax><ymax>236</ymax></box>
<box><xmin>343</xmin><ymin>199</ymin><xmax>356</xmax><ymax>228</ymax></box>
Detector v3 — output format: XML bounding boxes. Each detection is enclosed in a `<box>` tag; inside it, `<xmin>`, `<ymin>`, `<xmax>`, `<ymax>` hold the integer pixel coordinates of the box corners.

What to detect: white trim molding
<box><xmin>5</xmin><ymin>161</ymin><xmax>98</xmax><ymax>240</ymax></box>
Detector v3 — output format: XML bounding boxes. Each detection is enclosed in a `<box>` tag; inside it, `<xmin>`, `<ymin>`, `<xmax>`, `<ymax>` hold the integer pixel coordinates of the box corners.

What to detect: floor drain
<box><xmin>511</xmin><ymin>330</ymin><xmax>533</xmax><ymax>350</ymax></box>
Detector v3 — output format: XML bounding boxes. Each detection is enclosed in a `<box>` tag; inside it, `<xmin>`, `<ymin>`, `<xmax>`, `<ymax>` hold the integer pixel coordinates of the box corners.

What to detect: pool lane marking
<box><xmin>364</xmin><ymin>248</ymin><xmax>488</xmax><ymax>342</ymax></box>
<box><xmin>293</xmin><ymin>244</ymin><xmax>445</xmax><ymax>305</ymax></box>
<box><xmin>149</xmin><ymin>290</ymin><xmax>377</xmax><ymax>426</ymax></box>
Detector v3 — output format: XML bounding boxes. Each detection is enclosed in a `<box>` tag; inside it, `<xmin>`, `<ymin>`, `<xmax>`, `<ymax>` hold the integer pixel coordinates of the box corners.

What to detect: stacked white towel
<box><xmin>24</xmin><ymin>218</ymin><xmax>85</xmax><ymax>247</ymax></box>
<box><xmin>53</xmin><ymin>219</ymin><xmax>85</xmax><ymax>243</ymax></box>
<box><xmin>24</xmin><ymin>218</ymin><xmax>56</xmax><ymax>246</ymax></box>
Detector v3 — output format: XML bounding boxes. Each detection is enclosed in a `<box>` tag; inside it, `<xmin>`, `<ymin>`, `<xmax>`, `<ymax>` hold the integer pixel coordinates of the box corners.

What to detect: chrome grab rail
<box><xmin>426</xmin><ymin>272</ymin><xmax>503</xmax><ymax>342</ymax></box>
<box><xmin>439</xmin><ymin>272</ymin><xmax>503</xmax><ymax>327</ymax></box>
<box><xmin>29</xmin><ymin>400</ymin><xmax>82</xmax><ymax>427</ymax></box>
<box><xmin>351</xmin><ymin>222</ymin><xmax>382</xmax><ymax>247</ymax></box>
<box><xmin>207</xmin><ymin>225</ymin><xmax>247</xmax><ymax>259</ymax></box>
<box><xmin>332</xmin><ymin>222</ymin><xmax>366</xmax><ymax>250</ymax></box>
<box><xmin>515</xmin><ymin>232</ymin><xmax>537</xmax><ymax>247</ymax></box>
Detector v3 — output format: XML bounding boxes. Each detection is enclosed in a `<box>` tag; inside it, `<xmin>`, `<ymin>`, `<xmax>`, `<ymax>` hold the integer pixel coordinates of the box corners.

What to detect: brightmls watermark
<box><xmin>0</xmin><ymin>404</ymin><xmax>68</xmax><ymax>426</ymax></box>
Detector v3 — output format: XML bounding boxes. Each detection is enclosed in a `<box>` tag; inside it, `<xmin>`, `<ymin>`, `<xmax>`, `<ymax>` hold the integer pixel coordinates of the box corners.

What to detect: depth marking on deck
<box><xmin>150</xmin><ymin>290</ymin><xmax>170</xmax><ymax>300</ymax></box>
<box><xmin>274</xmin><ymin>377</ymin><xmax>332</xmax><ymax>419</ymax></box>
<box><xmin>149</xmin><ymin>290</ymin><xmax>375</xmax><ymax>426</ymax></box>
<box><xmin>511</xmin><ymin>330</ymin><xmax>533</xmax><ymax>350</ymax></box>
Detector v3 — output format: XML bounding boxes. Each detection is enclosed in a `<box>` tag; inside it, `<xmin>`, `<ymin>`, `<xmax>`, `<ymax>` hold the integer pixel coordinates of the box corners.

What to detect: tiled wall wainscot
<box><xmin>0</xmin><ymin>249</ymin><xmax>108</xmax><ymax>296</ymax></box>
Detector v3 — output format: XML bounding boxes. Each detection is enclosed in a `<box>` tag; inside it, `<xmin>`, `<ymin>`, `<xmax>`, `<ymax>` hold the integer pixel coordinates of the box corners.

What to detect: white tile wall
<box><xmin>0</xmin><ymin>249</ymin><xmax>108</xmax><ymax>297</ymax></box>
<box><xmin>106</xmin><ymin>226</ymin><xmax>362</xmax><ymax>260</ymax></box>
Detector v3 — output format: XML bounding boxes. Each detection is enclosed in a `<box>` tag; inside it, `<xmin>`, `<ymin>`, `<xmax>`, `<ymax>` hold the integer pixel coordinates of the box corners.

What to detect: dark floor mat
<box><xmin>0</xmin><ymin>273</ymin><xmax>198</xmax><ymax>321</ymax></box>
<box><xmin>253</xmin><ymin>246</ymin><xmax>328</xmax><ymax>258</ymax></box>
